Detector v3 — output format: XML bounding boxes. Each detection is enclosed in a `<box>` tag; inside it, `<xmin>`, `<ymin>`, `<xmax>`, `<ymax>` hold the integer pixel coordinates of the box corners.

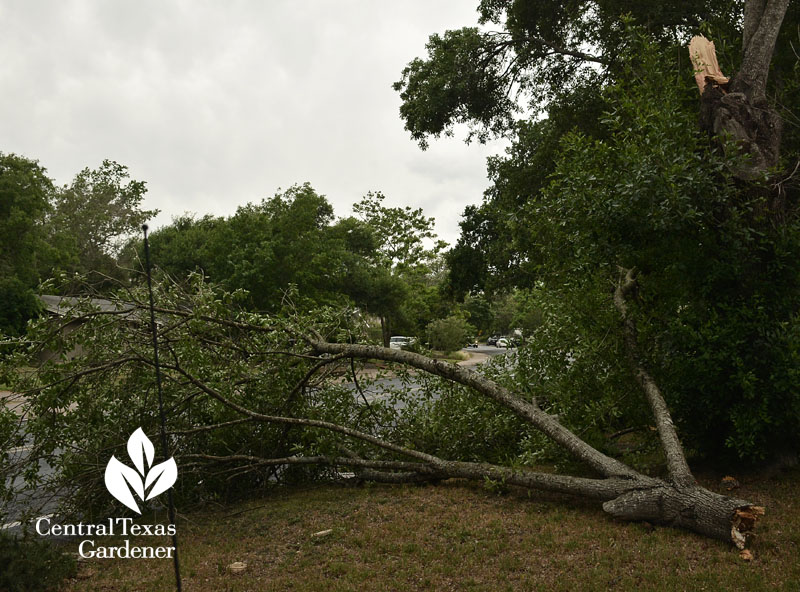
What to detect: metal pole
<box><xmin>142</xmin><ymin>224</ymin><xmax>182</xmax><ymax>592</ymax></box>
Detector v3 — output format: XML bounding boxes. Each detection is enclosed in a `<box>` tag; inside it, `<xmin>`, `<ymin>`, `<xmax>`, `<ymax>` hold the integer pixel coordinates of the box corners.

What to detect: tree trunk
<box><xmin>699</xmin><ymin>84</ymin><xmax>783</xmax><ymax>178</ymax></box>
<box><xmin>691</xmin><ymin>0</ymin><xmax>790</xmax><ymax>178</ymax></box>
<box><xmin>380</xmin><ymin>315</ymin><xmax>390</xmax><ymax>348</ymax></box>
<box><xmin>603</xmin><ymin>484</ymin><xmax>761</xmax><ymax>547</ymax></box>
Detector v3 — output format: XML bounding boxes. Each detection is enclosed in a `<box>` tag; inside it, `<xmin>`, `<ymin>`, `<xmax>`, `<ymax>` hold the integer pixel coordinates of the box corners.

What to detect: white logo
<box><xmin>104</xmin><ymin>428</ymin><xmax>177</xmax><ymax>514</ymax></box>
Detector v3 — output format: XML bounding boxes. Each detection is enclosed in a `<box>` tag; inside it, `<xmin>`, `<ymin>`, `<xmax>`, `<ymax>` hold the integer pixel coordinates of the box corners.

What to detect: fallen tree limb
<box><xmin>176</xmin><ymin>447</ymin><xmax>759</xmax><ymax>546</ymax></box>
<box><xmin>613</xmin><ymin>267</ymin><xmax>694</xmax><ymax>487</ymax></box>
<box><xmin>307</xmin><ymin>339</ymin><xmax>639</xmax><ymax>480</ymax></box>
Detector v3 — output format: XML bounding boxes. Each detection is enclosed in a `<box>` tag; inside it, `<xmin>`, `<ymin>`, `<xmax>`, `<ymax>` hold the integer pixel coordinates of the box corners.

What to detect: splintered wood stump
<box><xmin>688</xmin><ymin>35</ymin><xmax>729</xmax><ymax>94</ymax></box>
<box><xmin>603</xmin><ymin>483</ymin><xmax>763</xmax><ymax>548</ymax></box>
<box><xmin>688</xmin><ymin>33</ymin><xmax>784</xmax><ymax>177</ymax></box>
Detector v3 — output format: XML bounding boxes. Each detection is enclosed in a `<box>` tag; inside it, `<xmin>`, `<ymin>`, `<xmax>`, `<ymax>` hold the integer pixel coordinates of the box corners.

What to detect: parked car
<box><xmin>497</xmin><ymin>337</ymin><xmax>519</xmax><ymax>348</ymax></box>
<box><xmin>465</xmin><ymin>341</ymin><xmax>479</xmax><ymax>348</ymax></box>
<box><xmin>486</xmin><ymin>335</ymin><xmax>501</xmax><ymax>346</ymax></box>
<box><xmin>389</xmin><ymin>336</ymin><xmax>416</xmax><ymax>350</ymax></box>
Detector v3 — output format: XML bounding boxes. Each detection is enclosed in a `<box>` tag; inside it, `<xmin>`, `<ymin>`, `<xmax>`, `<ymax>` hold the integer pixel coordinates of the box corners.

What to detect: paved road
<box><xmin>464</xmin><ymin>344</ymin><xmax>515</xmax><ymax>358</ymax></box>
<box><xmin>2</xmin><ymin>422</ymin><xmax>63</xmax><ymax>536</ymax></box>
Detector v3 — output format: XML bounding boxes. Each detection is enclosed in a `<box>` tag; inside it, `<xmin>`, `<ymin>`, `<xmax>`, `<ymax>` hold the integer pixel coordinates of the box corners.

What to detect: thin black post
<box><xmin>142</xmin><ymin>224</ymin><xmax>182</xmax><ymax>592</ymax></box>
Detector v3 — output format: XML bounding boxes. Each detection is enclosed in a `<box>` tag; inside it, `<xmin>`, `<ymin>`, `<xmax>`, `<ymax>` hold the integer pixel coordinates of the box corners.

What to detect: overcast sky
<box><xmin>1</xmin><ymin>0</ymin><xmax>507</xmax><ymax>246</ymax></box>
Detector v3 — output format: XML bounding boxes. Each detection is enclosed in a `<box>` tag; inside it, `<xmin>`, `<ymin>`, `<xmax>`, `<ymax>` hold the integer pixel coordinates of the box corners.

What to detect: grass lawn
<box><xmin>430</xmin><ymin>350</ymin><xmax>470</xmax><ymax>363</ymax></box>
<box><xmin>63</xmin><ymin>468</ymin><xmax>800</xmax><ymax>591</ymax></box>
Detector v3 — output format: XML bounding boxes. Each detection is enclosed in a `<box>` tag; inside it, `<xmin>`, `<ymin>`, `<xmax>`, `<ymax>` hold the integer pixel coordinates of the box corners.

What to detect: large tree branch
<box><xmin>137</xmin><ymin>303</ymin><xmax>278</xmax><ymax>334</ymax></box>
<box><xmin>162</xmin><ymin>358</ymin><xmax>651</xmax><ymax>501</ymax></box>
<box><xmin>179</xmin><ymin>452</ymin><xmax>651</xmax><ymax>501</ymax></box>
<box><xmin>533</xmin><ymin>37</ymin><xmax>608</xmax><ymax>65</ymax></box>
<box><xmin>307</xmin><ymin>339</ymin><xmax>640</xmax><ymax>480</ymax></box>
<box><xmin>180</xmin><ymin>453</ymin><xmax>440</xmax><ymax>473</ymax></box>
<box><xmin>16</xmin><ymin>355</ymin><xmax>142</xmax><ymax>396</ymax></box>
<box><xmin>169</xmin><ymin>417</ymin><xmax>255</xmax><ymax>436</ymax></box>
<box><xmin>488</xmin><ymin>30</ymin><xmax>609</xmax><ymax>65</ymax></box>
<box><xmin>613</xmin><ymin>268</ymin><xmax>694</xmax><ymax>487</ymax></box>
<box><xmin>176</xmin><ymin>449</ymin><xmax>758</xmax><ymax>544</ymax></box>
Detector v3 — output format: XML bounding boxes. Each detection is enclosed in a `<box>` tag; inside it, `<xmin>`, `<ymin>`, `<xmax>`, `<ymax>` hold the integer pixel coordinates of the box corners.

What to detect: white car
<box><xmin>389</xmin><ymin>336</ymin><xmax>415</xmax><ymax>350</ymax></box>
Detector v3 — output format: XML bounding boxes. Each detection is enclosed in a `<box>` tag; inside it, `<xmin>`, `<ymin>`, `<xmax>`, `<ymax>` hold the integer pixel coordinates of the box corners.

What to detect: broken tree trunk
<box><xmin>602</xmin><ymin>485</ymin><xmax>762</xmax><ymax>547</ymax></box>
<box><xmin>688</xmin><ymin>0</ymin><xmax>790</xmax><ymax>179</ymax></box>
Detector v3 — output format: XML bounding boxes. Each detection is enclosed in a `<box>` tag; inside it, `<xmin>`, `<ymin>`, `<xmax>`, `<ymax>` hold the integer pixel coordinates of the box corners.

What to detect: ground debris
<box><xmin>311</xmin><ymin>529</ymin><xmax>333</xmax><ymax>539</ymax></box>
<box><xmin>721</xmin><ymin>476</ymin><xmax>740</xmax><ymax>490</ymax></box>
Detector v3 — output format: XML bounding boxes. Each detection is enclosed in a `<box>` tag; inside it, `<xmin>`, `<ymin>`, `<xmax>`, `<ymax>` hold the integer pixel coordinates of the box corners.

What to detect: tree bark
<box><xmin>603</xmin><ymin>485</ymin><xmax>761</xmax><ymax>548</ymax></box>
<box><xmin>613</xmin><ymin>268</ymin><xmax>695</xmax><ymax>487</ymax></box>
<box><xmin>691</xmin><ymin>0</ymin><xmax>790</xmax><ymax>178</ymax></box>
<box><xmin>737</xmin><ymin>0</ymin><xmax>791</xmax><ymax>102</ymax></box>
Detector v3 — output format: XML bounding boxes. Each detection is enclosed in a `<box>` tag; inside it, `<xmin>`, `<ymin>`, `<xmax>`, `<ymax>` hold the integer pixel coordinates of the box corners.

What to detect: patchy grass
<box><xmin>63</xmin><ymin>469</ymin><xmax>800</xmax><ymax>591</ymax></box>
<box><xmin>430</xmin><ymin>350</ymin><xmax>470</xmax><ymax>362</ymax></box>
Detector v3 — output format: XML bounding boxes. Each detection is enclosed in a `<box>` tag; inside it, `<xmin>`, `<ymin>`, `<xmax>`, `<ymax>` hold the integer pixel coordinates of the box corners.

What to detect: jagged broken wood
<box><xmin>688</xmin><ymin>35</ymin><xmax>729</xmax><ymax>94</ymax></box>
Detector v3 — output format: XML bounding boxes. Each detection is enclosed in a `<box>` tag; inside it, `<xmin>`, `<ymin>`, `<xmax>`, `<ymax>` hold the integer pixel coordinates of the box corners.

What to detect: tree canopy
<box><xmin>138</xmin><ymin>185</ymin><xmax>449</xmax><ymax>339</ymax></box>
<box><xmin>49</xmin><ymin>159</ymin><xmax>156</xmax><ymax>279</ymax></box>
<box><xmin>0</xmin><ymin>154</ymin><xmax>54</xmax><ymax>335</ymax></box>
<box><xmin>397</xmin><ymin>1</ymin><xmax>799</xmax><ymax>462</ymax></box>
<box><xmin>0</xmin><ymin>156</ymin><xmax>155</xmax><ymax>334</ymax></box>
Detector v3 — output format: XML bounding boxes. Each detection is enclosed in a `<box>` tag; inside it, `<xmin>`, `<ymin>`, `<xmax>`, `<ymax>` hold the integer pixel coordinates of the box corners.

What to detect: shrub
<box><xmin>0</xmin><ymin>532</ymin><xmax>77</xmax><ymax>592</ymax></box>
<box><xmin>426</xmin><ymin>316</ymin><xmax>475</xmax><ymax>352</ymax></box>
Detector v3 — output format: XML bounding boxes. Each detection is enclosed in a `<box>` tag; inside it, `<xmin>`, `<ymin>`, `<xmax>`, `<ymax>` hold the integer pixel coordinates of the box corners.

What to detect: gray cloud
<box><xmin>0</xmin><ymin>0</ymin><xmax>507</xmax><ymax>245</ymax></box>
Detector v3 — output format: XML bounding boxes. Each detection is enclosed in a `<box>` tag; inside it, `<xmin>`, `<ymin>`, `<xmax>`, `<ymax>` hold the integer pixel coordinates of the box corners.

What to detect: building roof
<box><xmin>38</xmin><ymin>295</ymin><xmax>136</xmax><ymax>317</ymax></box>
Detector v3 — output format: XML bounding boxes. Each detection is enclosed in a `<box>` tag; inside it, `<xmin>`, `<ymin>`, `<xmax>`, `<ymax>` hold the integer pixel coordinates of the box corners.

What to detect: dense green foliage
<box><xmin>0</xmin><ymin>154</ymin><xmax>54</xmax><ymax>335</ymax></box>
<box><xmin>420</xmin><ymin>2</ymin><xmax>800</xmax><ymax>295</ymax></box>
<box><xmin>135</xmin><ymin>185</ymin><xmax>448</xmax><ymax>342</ymax></box>
<box><xmin>397</xmin><ymin>2</ymin><xmax>800</xmax><ymax>462</ymax></box>
<box><xmin>139</xmin><ymin>184</ymin><xmax>349</xmax><ymax>311</ymax></box>
<box><xmin>524</xmin><ymin>44</ymin><xmax>800</xmax><ymax>459</ymax></box>
<box><xmin>0</xmin><ymin>279</ymin><xmax>448</xmax><ymax>518</ymax></box>
<box><xmin>395</xmin><ymin>0</ymin><xmax>744</xmax><ymax>149</ymax></box>
<box><xmin>0</xmin><ymin>275</ymin><xmax>645</xmax><ymax>523</ymax></box>
<box><xmin>0</xmin><ymin>278</ymin><xmax>42</xmax><ymax>338</ymax></box>
<box><xmin>0</xmin><ymin>532</ymin><xmax>76</xmax><ymax>592</ymax></box>
<box><xmin>50</xmin><ymin>159</ymin><xmax>155</xmax><ymax>280</ymax></box>
<box><xmin>0</xmin><ymin>154</ymin><xmax>154</xmax><ymax>335</ymax></box>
